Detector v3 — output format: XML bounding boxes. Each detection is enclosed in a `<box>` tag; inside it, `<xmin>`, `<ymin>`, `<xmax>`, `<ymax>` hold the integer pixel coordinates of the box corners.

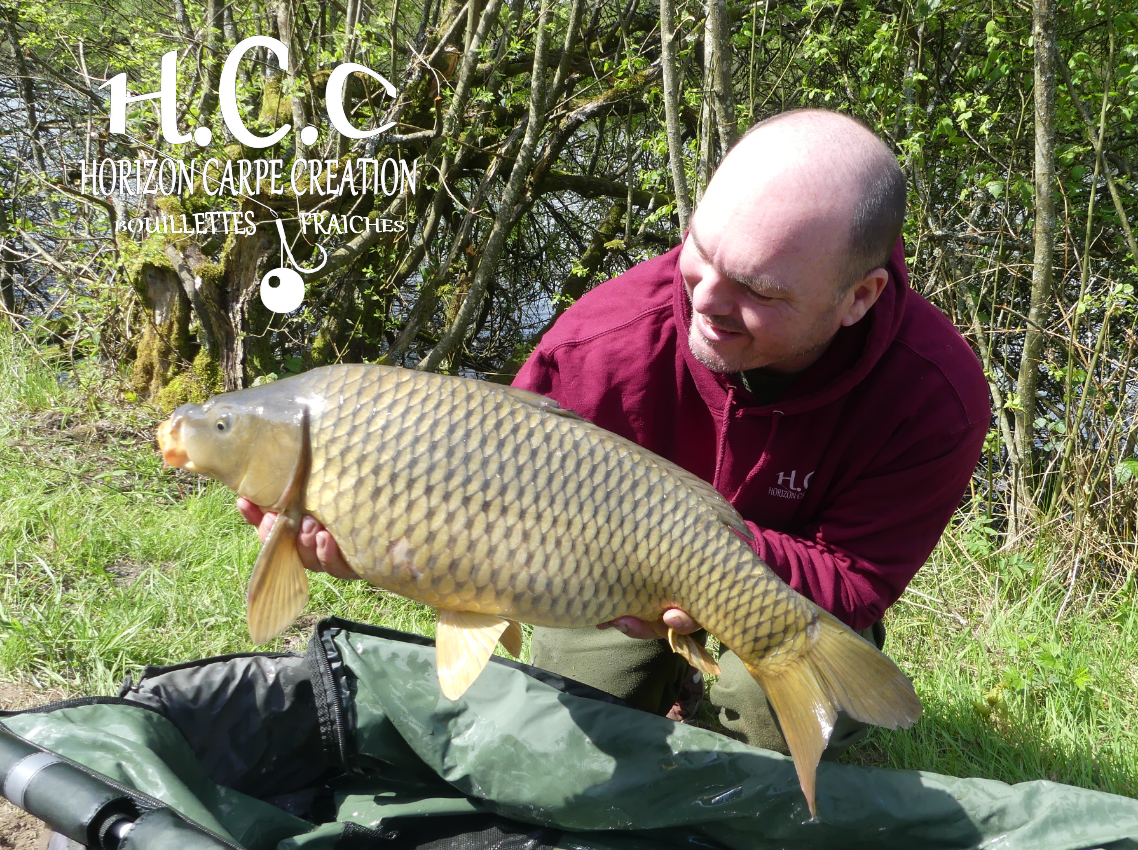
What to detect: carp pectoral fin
<box><xmin>246</xmin><ymin>513</ymin><xmax>310</xmax><ymax>645</ymax></box>
<box><xmin>435</xmin><ymin>611</ymin><xmax>513</xmax><ymax>700</ymax></box>
<box><xmin>745</xmin><ymin>608</ymin><xmax>922</xmax><ymax>818</ymax></box>
<box><xmin>667</xmin><ymin>628</ymin><xmax>722</xmax><ymax>676</ymax></box>
<box><xmin>498</xmin><ymin>619</ymin><xmax>523</xmax><ymax>658</ymax></box>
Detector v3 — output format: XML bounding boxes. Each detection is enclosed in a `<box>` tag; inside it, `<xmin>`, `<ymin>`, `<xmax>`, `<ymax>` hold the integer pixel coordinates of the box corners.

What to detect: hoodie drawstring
<box><xmin>711</xmin><ymin>386</ymin><xmax>734</xmax><ymax>491</ymax></box>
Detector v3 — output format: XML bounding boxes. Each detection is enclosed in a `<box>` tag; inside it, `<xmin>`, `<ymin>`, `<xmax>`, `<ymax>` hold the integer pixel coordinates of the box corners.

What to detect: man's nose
<box><xmin>690</xmin><ymin>264</ymin><xmax>736</xmax><ymax>317</ymax></box>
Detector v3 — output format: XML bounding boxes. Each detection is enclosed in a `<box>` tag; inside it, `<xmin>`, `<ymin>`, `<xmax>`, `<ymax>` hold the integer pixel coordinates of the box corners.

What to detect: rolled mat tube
<box><xmin>0</xmin><ymin>723</ymin><xmax>136</xmax><ymax>848</ymax></box>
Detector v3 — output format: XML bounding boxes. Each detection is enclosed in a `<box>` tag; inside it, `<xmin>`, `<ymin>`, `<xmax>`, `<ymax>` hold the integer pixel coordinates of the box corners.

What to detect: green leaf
<box><xmin>1071</xmin><ymin>666</ymin><xmax>1092</xmax><ymax>692</ymax></box>
<box><xmin>1116</xmin><ymin>458</ymin><xmax>1138</xmax><ymax>485</ymax></box>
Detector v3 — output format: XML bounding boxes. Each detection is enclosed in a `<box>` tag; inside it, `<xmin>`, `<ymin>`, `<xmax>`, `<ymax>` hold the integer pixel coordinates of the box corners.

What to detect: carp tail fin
<box><xmin>746</xmin><ymin>608</ymin><xmax>921</xmax><ymax>817</ymax></box>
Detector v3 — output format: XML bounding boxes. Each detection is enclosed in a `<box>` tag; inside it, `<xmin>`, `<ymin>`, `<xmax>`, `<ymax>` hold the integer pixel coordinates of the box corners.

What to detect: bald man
<box><xmin>507</xmin><ymin>108</ymin><xmax>989</xmax><ymax>751</ymax></box>
<box><xmin>241</xmin><ymin>108</ymin><xmax>989</xmax><ymax>755</ymax></box>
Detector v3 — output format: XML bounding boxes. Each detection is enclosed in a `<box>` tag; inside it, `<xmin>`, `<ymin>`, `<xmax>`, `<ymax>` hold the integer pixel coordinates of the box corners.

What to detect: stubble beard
<box><xmin>687</xmin><ymin>309</ymin><xmax>841</xmax><ymax>375</ymax></box>
<box><xmin>688</xmin><ymin>322</ymin><xmax>747</xmax><ymax>374</ymax></box>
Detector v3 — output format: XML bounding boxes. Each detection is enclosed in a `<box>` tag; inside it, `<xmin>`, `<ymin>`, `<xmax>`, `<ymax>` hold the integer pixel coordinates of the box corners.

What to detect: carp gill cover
<box><xmin>156</xmin><ymin>364</ymin><xmax>921</xmax><ymax>815</ymax></box>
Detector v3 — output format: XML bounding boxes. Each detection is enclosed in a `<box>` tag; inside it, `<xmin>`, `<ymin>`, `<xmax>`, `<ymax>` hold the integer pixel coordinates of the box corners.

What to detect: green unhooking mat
<box><xmin>2</xmin><ymin>618</ymin><xmax>1136</xmax><ymax>850</ymax></box>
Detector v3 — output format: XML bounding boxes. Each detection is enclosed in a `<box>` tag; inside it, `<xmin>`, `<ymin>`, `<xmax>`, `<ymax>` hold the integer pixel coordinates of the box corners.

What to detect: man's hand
<box><xmin>597</xmin><ymin>608</ymin><xmax>700</xmax><ymax>639</ymax></box>
<box><xmin>236</xmin><ymin>497</ymin><xmax>360</xmax><ymax>580</ymax></box>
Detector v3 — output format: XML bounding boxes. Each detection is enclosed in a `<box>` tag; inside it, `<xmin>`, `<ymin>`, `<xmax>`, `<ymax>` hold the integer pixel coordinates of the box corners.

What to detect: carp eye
<box><xmin>215</xmin><ymin>414</ymin><xmax>232</xmax><ymax>433</ymax></box>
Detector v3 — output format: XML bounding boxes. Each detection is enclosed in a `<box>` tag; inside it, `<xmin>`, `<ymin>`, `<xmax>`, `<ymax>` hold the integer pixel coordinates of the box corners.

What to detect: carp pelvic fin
<box><xmin>499</xmin><ymin>619</ymin><xmax>523</xmax><ymax>658</ymax></box>
<box><xmin>246</xmin><ymin>513</ymin><xmax>310</xmax><ymax>644</ymax></box>
<box><xmin>745</xmin><ymin>608</ymin><xmax>922</xmax><ymax>818</ymax></box>
<box><xmin>667</xmin><ymin>628</ymin><xmax>722</xmax><ymax>676</ymax></box>
<box><xmin>435</xmin><ymin>611</ymin><xmax>515</xmax><ymax>700</ymax></box>
<box><xmin>246</xmin><ymin>407</ymin><xmax>312</xmax><ymax>645</ymax></box>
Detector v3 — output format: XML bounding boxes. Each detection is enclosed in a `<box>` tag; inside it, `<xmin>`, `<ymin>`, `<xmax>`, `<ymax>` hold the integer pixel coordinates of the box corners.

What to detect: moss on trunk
<box><xmin>128</xmin><ymin>262</ymin><xmax>193</xmax><ymax>400</ymax></box>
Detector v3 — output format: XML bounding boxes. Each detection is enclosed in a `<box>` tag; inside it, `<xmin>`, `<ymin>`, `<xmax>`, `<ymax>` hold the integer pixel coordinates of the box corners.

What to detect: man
<box><xmin>240</xmin><ymin>108</ymin><xmax>990</xmax><ymax>754</ymax></box>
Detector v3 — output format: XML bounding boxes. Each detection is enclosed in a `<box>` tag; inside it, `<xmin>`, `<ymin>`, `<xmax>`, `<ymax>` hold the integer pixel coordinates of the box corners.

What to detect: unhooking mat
<box><xmin>2</xmin><ymin>617</ymin><xmax>1137</xmax><ymax>850</ymax></box>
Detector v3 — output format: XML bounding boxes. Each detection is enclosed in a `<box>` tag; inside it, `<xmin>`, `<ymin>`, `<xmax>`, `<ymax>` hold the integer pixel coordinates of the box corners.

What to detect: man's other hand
<box><xmin>236</xmin><ymin>497</ymin><xmax>360</xmax><ymax>580</ymax></box>
<box><xmin>597</xmin><ymin>609</ymin><xmax>700</xmax><ymax>639</ymax></box>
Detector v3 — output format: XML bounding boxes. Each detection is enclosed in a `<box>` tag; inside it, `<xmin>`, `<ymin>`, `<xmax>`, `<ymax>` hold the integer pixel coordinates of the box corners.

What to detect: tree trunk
<box><xmin>0</xmin><ymin>198</ymin><xmax>15</xmax><ymax>320</ymax></box>
<box><xmin>0</xmin><ymin>267</ymin><xmax>13</xmax><ymax>319</ymax></box>
<box><xmin>171</xmin><ymin>0</ymin><xmax>195</xmax><ymax>43</ymax></box>
<box><xmin>659</xmin><ymin>0</ymin><xmax>691</xmax><ymax>234</ymax></box>
<box><xmin>223</xmin><ymin>217</ymin><xmax>279</xmax><ymax>388</ymax></box>
<box><xmin>129</xmin><ymin>264</ymin><xmax>193</xmax><ymax>399</ymax></box>
<box><xmin>1011</xmin><ymin>0</ymin><xmax>1057</xmax><ymax>535</ymax></box>
<box><xmin>707</xmin><ymin>0</ymin><xmax>735</xmax><ymax>152</ymax></box>
<box><xmin>419</xmin><ymin>0</ymin><xmax>547</xmax><ymax>372</ymax></box>
<box><xmin>696</xmin><ymin>9</ymin><xmax>714</xmax><ymax>203</ymax></box>
<box><xmin>275</xmin><ymin>0</ymin><xmax>309</xmax><ymax>160</ymax></box>
<box><xmin>698</xmin><ymin>0</ymin><xmax>734</xmax><ymax>200</ymax></box>
<box><xmin>5</xmin><ymin>12</ymin><xmax>47</xmax><ymax>175</ymax></box>
<box><xmin>197</xmin><ymin>0</ymin><xmax>225</xmax><ymax>126</ymax></box>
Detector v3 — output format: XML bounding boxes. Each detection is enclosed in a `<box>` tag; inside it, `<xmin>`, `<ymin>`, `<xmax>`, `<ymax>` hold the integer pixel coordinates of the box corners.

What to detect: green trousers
<box><xmin>529</xmin><ymin>620</ymin><xmax>886</xmax><ymax>758</ymax></box>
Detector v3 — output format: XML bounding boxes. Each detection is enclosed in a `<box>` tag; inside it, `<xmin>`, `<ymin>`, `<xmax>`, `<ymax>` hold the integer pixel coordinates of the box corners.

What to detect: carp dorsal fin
<box><xmin>435</xmin><ymin>610</ymin><xmax>514</xmax><ymax>699</ymax></box>
<box><xmin>667</xmin><ymin>628</ymin><xmax>722</xmax><ymax>676</ymax></box>
<box><xmin>662</xmin><ymin>465</ymin><xmax>752</xmax><ymax>541</ymax></box>
<box><xmin>594</xmin><ymin>426</ymin><xmax>753</xmax><ymax>541</ymax></box>
<box><xmin>246</xmin><ymin>408</ymin><xmax>311</xmax><ymax>645</ymax></box>
<box><xmin>499</xmin><ymin>386</ymin><xmax>585</xmax><ymax>420</ymax></box>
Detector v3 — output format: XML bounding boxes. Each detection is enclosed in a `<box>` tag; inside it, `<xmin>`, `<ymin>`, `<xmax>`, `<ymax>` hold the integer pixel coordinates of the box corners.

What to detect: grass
<box><xmin>845</xmin><ymin>525</ymin><xmax>1138</xmax><ymax>797</ymax></box>
<box><xmin>0</xmin><ymin>332</ymin><xmax>439</xmax><ymax>693</ymax></box>
<box><xmin>1</xmin><ymin>329</ymin><xmax>1136</xmax><ymax>798</ymax></box>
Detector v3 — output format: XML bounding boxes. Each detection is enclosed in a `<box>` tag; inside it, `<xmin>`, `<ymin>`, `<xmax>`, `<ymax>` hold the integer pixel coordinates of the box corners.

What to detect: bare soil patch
<box><xmin>0</xmin><ymin>680</ymin><xmax>70</xmax><ymax>850</ymax></box>
<box><xmin>279</xmin><ymin>613</ymin><xmax>322</xmax><ymax>653</ymax></box>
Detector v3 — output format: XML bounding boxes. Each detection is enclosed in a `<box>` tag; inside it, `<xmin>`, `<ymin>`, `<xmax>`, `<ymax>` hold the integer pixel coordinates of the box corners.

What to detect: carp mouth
<box><xmin>156</xmin><ymin>415</ymin><xmax>194</xmax><ymax>470</ymax></box>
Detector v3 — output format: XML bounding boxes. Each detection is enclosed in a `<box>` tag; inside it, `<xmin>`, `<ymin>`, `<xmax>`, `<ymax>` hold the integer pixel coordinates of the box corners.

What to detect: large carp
<box><xmin>157</xmin><ymin>364</ymin><xmax>920</xmax><ymax>815</ymax></box>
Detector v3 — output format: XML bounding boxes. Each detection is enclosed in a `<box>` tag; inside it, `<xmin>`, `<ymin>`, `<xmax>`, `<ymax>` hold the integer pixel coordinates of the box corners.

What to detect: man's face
<box><xmin>679</xmin><ymin>139</ymin><xmax>880</xmax><ymax>375</ymax></box>
<box><xmin>680</xmin><ymin>226</ymin><xmax>846</xmax><ymax>375</ymax></box>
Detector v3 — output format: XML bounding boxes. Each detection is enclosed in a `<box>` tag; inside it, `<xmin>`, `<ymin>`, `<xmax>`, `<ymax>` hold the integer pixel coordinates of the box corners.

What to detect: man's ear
<box><xmin>839</xmin><ymin>267</ymin><xmax>889</xmax><ymax>327</ymax></box>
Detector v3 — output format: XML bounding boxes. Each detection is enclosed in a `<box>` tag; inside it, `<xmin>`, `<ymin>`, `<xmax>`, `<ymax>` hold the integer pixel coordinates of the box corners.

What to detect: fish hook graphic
<box><xmin>260</xmin><ymin>218</ymin><xmax>329</xmax><ymax>313</ymax></box>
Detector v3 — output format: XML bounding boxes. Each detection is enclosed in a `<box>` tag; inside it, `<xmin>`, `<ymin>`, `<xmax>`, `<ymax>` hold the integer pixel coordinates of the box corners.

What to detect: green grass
<box><xmin>1</xmin><ymin>328</ymin><xmax>1136</xmax><ymax>797</ymax></box>
<box><xmin>846</xmin><ymin>525</ymin><xmax>1138</xmax><ymax>797</ymax></box>
<box><xmin>0</xmin><ymin>331</ymin><xmax>439</xmax><ymax>693</ymax></box>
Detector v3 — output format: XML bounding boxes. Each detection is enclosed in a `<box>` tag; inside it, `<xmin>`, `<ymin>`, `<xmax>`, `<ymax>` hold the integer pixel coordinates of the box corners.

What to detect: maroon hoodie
<box><xmin>513</xmin><ymin>239</ymin><xmax>990</xmax><ymax>631</ymax></box>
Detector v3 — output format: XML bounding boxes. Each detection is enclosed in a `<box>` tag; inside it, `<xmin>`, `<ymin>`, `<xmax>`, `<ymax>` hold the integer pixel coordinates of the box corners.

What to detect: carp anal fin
<box><xmin>667</xmin><ymin>628</ymin><xmax>721</xmax><ymax>676</ymax></box>
<box><xmin>498</xmin><ymin>619</ymin><xmax>523</xmax><ymax>657</ymax></box>
<box><xmin>247</xmin><ymin>408</ymin><xmax>312</xmax><ymax>645</ymax></box>
<box><xmin>745</xmin><ymin>608</ymin><xmax>922</xmax><ymax>817</ymax></box>
<box><xmin>435</xmin><ymin>610</ymin><xmax>514</xmax><ymax>700</ymax></box>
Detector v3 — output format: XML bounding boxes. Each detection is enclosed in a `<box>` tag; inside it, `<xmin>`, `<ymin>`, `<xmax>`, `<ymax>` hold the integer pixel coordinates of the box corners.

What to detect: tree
<box><xmin>2</xmin><ymin>0</ymin><xmax>1137</xmax><ymax>548</ymax></box>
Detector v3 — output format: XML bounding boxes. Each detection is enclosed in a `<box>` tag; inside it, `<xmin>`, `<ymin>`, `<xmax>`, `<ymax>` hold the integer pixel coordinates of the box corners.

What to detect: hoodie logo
<box><xmin>769</xmin><ymin>470</ymin><xmax>813</xmax><ymax>500</ymax></box>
